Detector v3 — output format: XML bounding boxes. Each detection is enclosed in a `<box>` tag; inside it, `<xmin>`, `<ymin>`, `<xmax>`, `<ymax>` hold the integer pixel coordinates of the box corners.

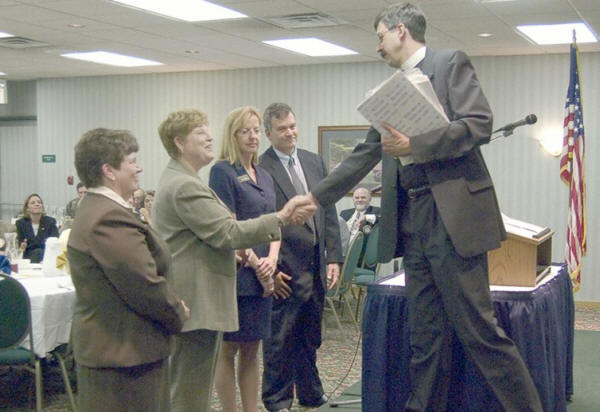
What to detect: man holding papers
<box><xmin>298</xmin><ymin>2</ymin><xmax>542</xmax><ymax>411</ymax></box>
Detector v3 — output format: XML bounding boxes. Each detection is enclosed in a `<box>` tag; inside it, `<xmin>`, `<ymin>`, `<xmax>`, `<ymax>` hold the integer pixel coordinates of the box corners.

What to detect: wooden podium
<box><xmin>487</xmin><ymin>225</ymin><xmax>553</xmax><ymax>287</ymax></box>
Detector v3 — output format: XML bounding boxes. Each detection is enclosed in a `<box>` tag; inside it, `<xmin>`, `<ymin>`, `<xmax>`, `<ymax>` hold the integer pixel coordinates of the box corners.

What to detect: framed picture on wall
<box><xmin>318</xmin><ymin>125</ymin><xmax>382</xmax><ymax>196</ymax></box>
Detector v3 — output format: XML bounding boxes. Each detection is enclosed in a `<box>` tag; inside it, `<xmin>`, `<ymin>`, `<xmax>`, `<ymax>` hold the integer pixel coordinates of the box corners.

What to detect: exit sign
<box><xmin>42</xmin><ymin>154</ymin><xmax>56</xmax><ymax>163</ymax></box>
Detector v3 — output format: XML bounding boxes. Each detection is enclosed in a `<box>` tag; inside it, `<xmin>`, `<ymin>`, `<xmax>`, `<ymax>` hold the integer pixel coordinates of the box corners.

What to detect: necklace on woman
<box><xmin>244</xmin><ymin>165</ymin><xmax>256</xmax><ymax>183</ymax></box>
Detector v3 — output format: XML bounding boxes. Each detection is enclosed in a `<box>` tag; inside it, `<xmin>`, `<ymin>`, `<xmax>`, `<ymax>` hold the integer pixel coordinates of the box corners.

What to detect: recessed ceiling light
<box><xmin>263</xmin><ymin>38</ymin><xmax>358</xmax><ymax>57</ymax></box>
<box><xmin>0</xmin><ymin>71</ymin><xmax>6</xmax><ymax>76</ymax></box>
<box><xmin>185</xmin><ymin>50</ymin><xmax>201</xmax><ymax>54</ymax></box>
<box><xmin>68</xmin><ymin>23</ymin><xmax>86</xmax><ymax>29</ymax></box>
<box><xmin>110</xmin><ymin>0</ymin><xmax>247</xmax><ymax>22</ymax></box>
<box><xmin>61</xmin><ymin>51</ymin><xmax>163</xmax><ymax>67</ymax></box>
<box><xmin>517</xmin><ymin>23</ymin><xmax>597</xmax><ymax>45</ymax></box>
<box><xmin>478</xmin><ymin>33</ymin><xmax>493</xmax><ymax>38</ymax></box>
<box><xmin>0</xmin><ymin>31</ymin><xmax>14</xmax><ymax>38</ymax></box>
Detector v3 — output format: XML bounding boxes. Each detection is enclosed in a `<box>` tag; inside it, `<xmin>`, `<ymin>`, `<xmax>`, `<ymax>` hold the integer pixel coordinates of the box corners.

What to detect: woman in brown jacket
<box><xmin>67</xmin><ymin>128</ymin><xmax>189</xmax><ymax>412</ymax></box>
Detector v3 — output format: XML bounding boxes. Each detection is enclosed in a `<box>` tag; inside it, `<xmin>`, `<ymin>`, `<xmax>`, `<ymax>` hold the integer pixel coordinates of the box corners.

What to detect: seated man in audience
<box><xmin>132</xmin><ymin>188</ymin><xmax>145</xmax><ymax>212</ymax></box>
<box><xmin>65</xmin><ymin>182</ymin><xmax>87</xmax><ymax>219</ymax></box>
<box><xmin>339</xmin><ymin>187</ymin><xmax>380</xmax><ymax>239</ymax></box>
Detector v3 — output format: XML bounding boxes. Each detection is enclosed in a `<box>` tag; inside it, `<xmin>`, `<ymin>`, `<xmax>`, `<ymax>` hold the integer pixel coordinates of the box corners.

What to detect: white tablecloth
<box><xmin>379</xmin><ymin>264</ymin><xmax>562</xmax><ymax>290</ymax></box>
<box><xmin>13</xmin><ymin>272</ymin><xmax>76</xmax><ymax>358</ymax></box>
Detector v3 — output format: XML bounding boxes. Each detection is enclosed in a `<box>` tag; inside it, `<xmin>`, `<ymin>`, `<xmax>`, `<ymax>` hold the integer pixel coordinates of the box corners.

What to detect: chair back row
<box><xmin>0</xmin><ymin>273</ymin><xmax>33</xmax><ymax>351</ymax></box>
<box><xmin>361</xmin><ymin>224</ymin><xmax>380</xmax><ymax>270</ymax></box>
<box><xmin>339</xmin><ymin>232</ymin><xmax>364</xmax><ymax>288</ymax></box>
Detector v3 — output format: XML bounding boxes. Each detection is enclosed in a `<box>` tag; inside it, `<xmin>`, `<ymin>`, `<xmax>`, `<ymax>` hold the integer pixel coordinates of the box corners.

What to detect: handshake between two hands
<box><xmin>276</xmin><ymin>193</ymin><xmax>319</xmax><ymax>226</ymax></box>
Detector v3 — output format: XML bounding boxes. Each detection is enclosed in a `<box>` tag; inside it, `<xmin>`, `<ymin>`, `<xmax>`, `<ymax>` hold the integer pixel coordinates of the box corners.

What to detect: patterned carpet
<box><xmin>1</xmin><ymin>304</ymin><xmax>598</xmax><ymax>411</ymax></box>
<box><xmin>573</xmin><ymin>304</ymin><xmax>600</xmax><ymax>331</ymax></box>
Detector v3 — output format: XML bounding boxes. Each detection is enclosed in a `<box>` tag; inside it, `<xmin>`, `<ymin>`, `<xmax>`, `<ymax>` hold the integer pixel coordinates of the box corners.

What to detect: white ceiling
<box><xmin>0</xmin><ymin>0</ymin><xmax>599</xmax><ymax>81</ymax></box>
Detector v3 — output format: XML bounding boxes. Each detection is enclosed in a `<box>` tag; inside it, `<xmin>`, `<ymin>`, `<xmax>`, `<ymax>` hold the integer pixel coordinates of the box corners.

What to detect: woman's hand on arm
<box><xmin>255</xmin><ymin>255</ymin><xmax>277</xmax><ymax>279</ymax></box>
<box><xmin>255</xmin><ymin>239</ymin><xmax>280</xmax><ymax>279</ymax></box>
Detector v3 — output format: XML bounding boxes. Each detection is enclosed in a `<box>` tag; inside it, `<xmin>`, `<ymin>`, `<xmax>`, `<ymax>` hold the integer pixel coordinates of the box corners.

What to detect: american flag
<box><xmin>560</xmin><ymin>42</ymin><xmax>586</xmax><ymax>291</ymax></box>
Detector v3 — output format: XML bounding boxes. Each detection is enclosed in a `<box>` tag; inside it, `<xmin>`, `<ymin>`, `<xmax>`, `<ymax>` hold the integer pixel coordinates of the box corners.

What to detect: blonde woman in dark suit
<box><xmin>209</xmin><ymin>106</ymin><xmax>279</xmax><ymax>412</ymax></box>
<box><xmin>67</xmin><ymin>128</ymin><xmax>189</xmax><ymax>412</ymax></box>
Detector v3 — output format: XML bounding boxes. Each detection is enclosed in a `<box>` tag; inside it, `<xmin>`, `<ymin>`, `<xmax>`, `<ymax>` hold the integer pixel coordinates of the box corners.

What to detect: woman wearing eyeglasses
<box><xmin>209</xmin><ymin>106</ymin><xmax>279</xmax><ymax>412</ymax></box>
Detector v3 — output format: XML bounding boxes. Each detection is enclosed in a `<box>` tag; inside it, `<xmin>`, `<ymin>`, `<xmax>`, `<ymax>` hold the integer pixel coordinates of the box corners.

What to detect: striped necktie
<box><xmin>287</xmin><ymin>157</ymin><xmax>306</xmax><ymax>195</ymax></box>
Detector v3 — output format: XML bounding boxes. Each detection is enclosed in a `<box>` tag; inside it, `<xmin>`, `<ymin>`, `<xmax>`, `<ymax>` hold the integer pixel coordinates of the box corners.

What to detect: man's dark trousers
<box><xmin>401</xmin><ymin>192</ymin><xmax>542</xmax><ymax>411</ymax></box>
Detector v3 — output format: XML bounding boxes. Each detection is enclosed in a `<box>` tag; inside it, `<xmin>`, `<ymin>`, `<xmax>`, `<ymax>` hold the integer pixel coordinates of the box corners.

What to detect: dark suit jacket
<box><xmin>16</xmin><ymin>215</ymin><xmax>59</xmax><ymax>263</ymax></box>
<box><xmin>312</xmin><ymin>48</ymin><xmax>506</xmax><ymax>261</ymax></box>
<box><xmin>209</xmin><ymin>160</ymin><xmax>277</xmax><ymax>297</ymax></box>
<box><xmin>340</xmin><ymin>205</ymin><xmax>381</xmax><ymax>222</ymax></box>
<box><xmin>67</xmin><ymin>192</ymin><xmax>186</xmax><ymax>368</ymax></box>
<box><xmin>259</xmin><ymin>147</ymin><xmax>342</xmax><ymax>299</ymax></box>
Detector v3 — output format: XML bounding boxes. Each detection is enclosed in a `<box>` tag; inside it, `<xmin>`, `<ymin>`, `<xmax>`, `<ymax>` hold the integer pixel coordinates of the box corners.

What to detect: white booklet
<box><xmin>357</xmin><ymin>68</ymin><xmax>449</xmax><ymax>165</ymax></box>
<box><xmin>501</xmin><ymin>213</ymin><xmax>552</xmax><ymax>240</ymax></box>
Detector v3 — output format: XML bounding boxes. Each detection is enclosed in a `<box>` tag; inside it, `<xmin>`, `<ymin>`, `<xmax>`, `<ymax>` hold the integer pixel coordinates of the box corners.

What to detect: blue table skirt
<box><xmin>362</xmin><ymin>265</ymin><xmax>574</xmax><ymax>412</ymax></box>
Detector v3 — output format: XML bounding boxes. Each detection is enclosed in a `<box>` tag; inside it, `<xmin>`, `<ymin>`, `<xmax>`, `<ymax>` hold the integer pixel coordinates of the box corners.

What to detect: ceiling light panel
<box><xmin>61</xmin><ymin>51</ymin><xmax>163</xmax><ymax>67</ymax></box>
<box><xmin>517</xmin><ymin>23</ymin><xmax>597</xmax><ymax>45</ymax></box>
<box><xmin>263</xmin><ymin>38</ymin><xmax>358</xmax><ymax>56</ymax></box>
<box><xmin>110</xmin><ymin>0</ymin><xmax>247</xmax><ymax>22</ymax></box>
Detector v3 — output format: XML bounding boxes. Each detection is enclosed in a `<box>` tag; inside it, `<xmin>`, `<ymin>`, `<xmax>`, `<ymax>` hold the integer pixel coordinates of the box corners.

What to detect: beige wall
<box><xmin>1</xmin><ymin>52</ymin><xmax>597</xmax><ymax>300</ymax></box>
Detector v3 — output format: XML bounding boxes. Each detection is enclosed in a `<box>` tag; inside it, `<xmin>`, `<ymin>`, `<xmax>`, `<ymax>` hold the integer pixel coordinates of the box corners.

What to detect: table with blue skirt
<box><xmin>361</xmin><ymin>264</ymin><xmax>574</xmax><ymax>412</ymax></box>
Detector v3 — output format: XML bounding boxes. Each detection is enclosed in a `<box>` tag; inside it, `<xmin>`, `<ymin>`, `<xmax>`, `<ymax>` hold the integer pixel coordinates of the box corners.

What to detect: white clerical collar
<box><xmin>401</xmin><ymin>46</ymin><xmax>426</xmax><ymax>71</ymax></box>
<box><xmin>87</xmin><ymin>186</ymin><xmax>135</xmax><ymax>212</ymax></box>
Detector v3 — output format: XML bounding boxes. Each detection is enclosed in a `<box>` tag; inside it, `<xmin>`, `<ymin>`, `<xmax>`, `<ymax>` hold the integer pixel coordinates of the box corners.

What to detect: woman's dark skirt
<box><xmin>223</xmin><ymin>295</ymin><xmax>272</xmax><ymax>342</ymax></box>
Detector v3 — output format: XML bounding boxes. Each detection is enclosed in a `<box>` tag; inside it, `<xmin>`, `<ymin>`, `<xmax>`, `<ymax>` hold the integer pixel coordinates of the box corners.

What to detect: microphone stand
<box><xmin>489</xmin><ymin>127</ymin><xmax>515</xmax><ymax>142</ymax></box>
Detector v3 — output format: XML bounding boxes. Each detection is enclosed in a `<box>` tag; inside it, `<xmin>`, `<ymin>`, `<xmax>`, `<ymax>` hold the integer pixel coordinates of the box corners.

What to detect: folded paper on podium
<box><xmin>487</xmin><ymin>215</ymin><xmax>553</xmax><ymax>286</ymax></box>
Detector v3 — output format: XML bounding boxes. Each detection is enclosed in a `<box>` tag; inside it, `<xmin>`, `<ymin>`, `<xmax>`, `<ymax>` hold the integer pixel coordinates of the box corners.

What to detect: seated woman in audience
<box><xmin>16</xmin><ymin>193</ymin><xmax>59</xmax><ymax>263</ymax></box>
<box><xmin>139</xmin><ymin>189</ymin><xmax>155</xmax><ymax>225</ymax></box>
<box><xmin>67</xmin><ymin>128</ymin><xmax>189</xmax><ymax>412</ymax></box>
<box><xmin>0</xmin><ymin>236</ymin><xmax>10</xmax><ymax>274</ymax></box>
<box><xmin>209</xmin><ymin>106</ymin><xmax>278</xmax><ymax>412</ymax></box>
<box><xmin>153</xmin><ymin>108</ymin><xmax>304</xmax><ymax>412</ymax></box>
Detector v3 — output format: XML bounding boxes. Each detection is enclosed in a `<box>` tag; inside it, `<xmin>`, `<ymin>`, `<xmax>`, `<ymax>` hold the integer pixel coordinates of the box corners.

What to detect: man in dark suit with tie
<box><xmin>299</xmin><ymin>3</ymin><xmax>543</xmax><ymax>411</ymax></box>
<box><xmin>259</xmin><ymin>102</ymin><xmax>342</xmax><ymax>412</ymax></box>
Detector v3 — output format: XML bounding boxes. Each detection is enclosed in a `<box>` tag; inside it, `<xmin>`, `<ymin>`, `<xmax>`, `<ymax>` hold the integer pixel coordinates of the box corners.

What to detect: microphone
<box><xmin>493</xmin><ymin>114</ymin><xmax>537</xmax><ymax>133</ymax></box>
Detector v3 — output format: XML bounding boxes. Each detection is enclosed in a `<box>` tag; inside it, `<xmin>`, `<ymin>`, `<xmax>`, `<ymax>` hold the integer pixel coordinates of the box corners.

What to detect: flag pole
<box><xmin>560</xmin><ymin>30</ymin><xmax>586</xmax><ymax>291</ymax></box>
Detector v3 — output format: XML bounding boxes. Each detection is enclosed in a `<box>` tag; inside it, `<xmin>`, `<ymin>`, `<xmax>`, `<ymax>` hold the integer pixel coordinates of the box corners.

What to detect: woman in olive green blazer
<box><xmin>153</xmin><ymin>109</ymin><xmax>305</xmax><ymax>412</ymax></box>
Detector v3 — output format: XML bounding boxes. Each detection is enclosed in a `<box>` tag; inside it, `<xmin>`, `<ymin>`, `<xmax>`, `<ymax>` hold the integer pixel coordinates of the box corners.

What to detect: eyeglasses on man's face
<box><xmin>376</xmin><ymin>26</ymin><xmax>399</xmax><ymax>45</ymax></box>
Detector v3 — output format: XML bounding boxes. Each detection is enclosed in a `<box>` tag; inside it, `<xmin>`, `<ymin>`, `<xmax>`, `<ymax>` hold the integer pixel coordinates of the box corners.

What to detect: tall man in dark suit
<box><xmin>259</xmin><ymin>103</ymin><xmax>342</xmax><ymax>412</ymax></box>
<box><xmin>299</xmin><ymin>3</ymin><xmax>542</xmax><ymax>411</ymax></box>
